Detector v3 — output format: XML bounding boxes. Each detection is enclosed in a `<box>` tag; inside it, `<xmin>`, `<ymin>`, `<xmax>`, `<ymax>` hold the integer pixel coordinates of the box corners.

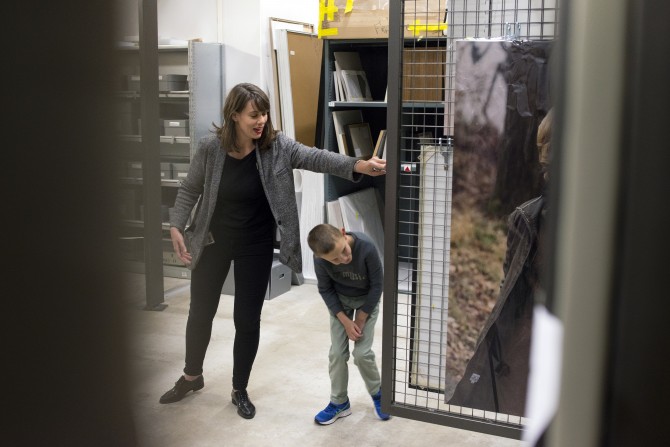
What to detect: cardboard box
<box><xmin>137</xmin><ymin>118</ymin><xmax>163</xmax><ymax>135</ymax></box>
<box><xmin>163</xmin><ymin>119</ymin><xmax>189</xmax><ymax>137</ymax></box>
<box><xmin>221</xmin><ymin>263</ymin><xmax>235</xmax><ymax>296</ymax></box>
<box><xmin>319</xmin><ymin>0</ymin><xmax>447</xmax><ymax>40</ymax></box>
<box><xmin>125</xmin><ymin>161</ymin><xmax>171</xmax><ymax>179</ymax></box>
<box><xmin>127</xmin><ymin>75</ymin><xmax>141</xmax><ymax>92</ymax></box>
<box><xmin>158</xmin><ymin>74</ymin><xmax>188</xmax><ymax>92</ymax></box>
<box><xmin>402</xmin><ymin>47</ymin><xmax>446</xmax><ymax>102</ymax></box>
<box><xmin>139</xmin><ymin>204</ymin><xmax>170</xmax><ymax>223</ymax></box>
<box><xmin>116</xmin><ymin>101</ymin><xmax>136</xmax><ymax>134</ymax></box>
<box><xmin>118</xmin><ymin>188</ymin><xmax>138</xmax><ymax>220</ymax></box>
<box><xmin>172</xmin><ymin>163</ymin><xmax>190</xmax><ymax>180</ymax></box>
<box><xmin>162</xmin><ymin>239</ymin><xmax>182</xmax><ymax>266</ymax></box>
<box><xmin>119</xmin><ymin>237</ymin><xmax>144</xmax><ymax>262</ymax></box>
<box><xmin>161</xmin><ymin>162</ymin><xmax>172</xmax><ymax>179</ymax></box>
<box><xmin>126</xmin><ymin>74</ymin><xmax>188</xmax><ymax>92</ymax></box>
<box><xmin>267</xmin><ymin>260</ymin><xmax>292</xmax><ymax>300</ymax></box>
<box><xmin>221</xmin><ymin>259</ymin><xmax>292</xmax><ymax>300</ymax></box>
<box><xmin>127</xmin><ymin>161</ymin><xmax>143</xmax><ymax>178</ymax></box>
<box><xmin>117</xmin><ymin>113</ymin><xmax>135</xmax><ymax>135</ymax></box>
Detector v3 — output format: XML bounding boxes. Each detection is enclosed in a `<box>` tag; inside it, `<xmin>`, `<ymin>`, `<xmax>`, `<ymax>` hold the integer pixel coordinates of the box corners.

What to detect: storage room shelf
<box><xmin>119</xmin><ymin>177</ymin><xmax>182</xmax><ymax>187</ymax></box>
<box><xmin>328</xmin><ymin>100</ymin><xmax>387</xmax><ymax>108</ymax></box>
<box><xmin>328</xmin><ymin>101</ymin><xmax>445</xmax><ymax>109</ymax></box>
<box><xmin>123</xmin><ymin>260</ymin><xmax>191</xmax><ymax>280</ymax></box>
<box><xmin>118</xmin><ymin>135</ymin><xmax>191</xmax><ymax>144</ymax></box>
<box><xmin>115</xmin><ymin>44</ymin><xmax>189</xmax><ymax>51</ymax></box>
<box><xmin>122</xmin><ymin>220</ymin><xmax>171</xmax><ymax>230</ymax></box>
<box><xmin>117</xmin><ymin>91</ymin><xmax>190</xmax><ymax>99</ymax></box>
<box><xmin>118</xmin><ymin>135</ymin><xmax>190</xmax><ymax>159</ymax></box>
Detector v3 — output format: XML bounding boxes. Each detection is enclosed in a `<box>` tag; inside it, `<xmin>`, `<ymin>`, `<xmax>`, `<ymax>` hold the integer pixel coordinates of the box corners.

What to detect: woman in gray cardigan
<box><xmin>159</xmin><ymin>83</ymin><xmax>386</xmax><ymax>419</ymax></box>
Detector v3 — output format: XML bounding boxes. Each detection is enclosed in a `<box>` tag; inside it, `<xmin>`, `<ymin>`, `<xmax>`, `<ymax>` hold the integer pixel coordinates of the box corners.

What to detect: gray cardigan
<box><xmin>169</xmin><ymin>132</ymin><xmax>362</xmax><ymax>273</ymax></box>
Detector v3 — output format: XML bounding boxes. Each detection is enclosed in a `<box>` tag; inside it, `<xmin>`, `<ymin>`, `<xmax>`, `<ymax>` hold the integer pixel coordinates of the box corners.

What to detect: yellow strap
<box><xmin>319</xmin><ymin>28</ymin><xmax>339</xmax><ymax>37</ymax></box>
<box><xmin>320</xmin><ymin>0</ymin><xmax>338</xmax><ymax>21</ymax></box>
<box><xmin>318</xmin><ymin>0</ymin><xmax>340</xmax><ymax>38</ymax></box>
<box><xmin>407</xmin><ymin>19</ymin><xmax>448</xmax><ymax>37</ymax></box>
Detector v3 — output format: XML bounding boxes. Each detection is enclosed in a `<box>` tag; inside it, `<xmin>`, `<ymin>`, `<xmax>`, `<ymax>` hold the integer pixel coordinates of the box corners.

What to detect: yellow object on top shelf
<box><xmin>318</xmin><ymin>0</ymin><xmax>447</xmax><ymax>40</ymax></box>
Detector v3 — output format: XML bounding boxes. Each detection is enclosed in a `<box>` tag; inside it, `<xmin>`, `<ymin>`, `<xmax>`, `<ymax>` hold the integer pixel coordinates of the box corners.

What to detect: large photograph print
<box><xmin>445</xmin><ymin>39</ymin><xmax>552</xmax><ymax>417</ymax></box>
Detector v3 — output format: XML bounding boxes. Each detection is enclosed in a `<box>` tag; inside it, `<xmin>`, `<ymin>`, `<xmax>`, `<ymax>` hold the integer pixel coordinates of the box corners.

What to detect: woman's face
<box><xmin>233</xmin><ymin>100</ymin><xmax>267</xmax><ymax>142</ymax></box>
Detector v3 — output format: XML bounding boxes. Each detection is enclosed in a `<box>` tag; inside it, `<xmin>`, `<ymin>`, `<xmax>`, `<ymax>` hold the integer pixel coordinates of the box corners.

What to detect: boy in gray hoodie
<box><xmin>307</xmin><ymin>223</ymin><xmax>390</xmax><ymax>425</ymax></box>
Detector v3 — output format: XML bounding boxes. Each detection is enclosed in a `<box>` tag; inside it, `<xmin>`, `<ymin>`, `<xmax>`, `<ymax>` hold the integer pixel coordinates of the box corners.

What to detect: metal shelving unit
<box><xmin>320</xmin><ymin>38</ymin><xmax>389</xmax><ymax>203</ymax></box>
<box><xmin>327</xmin><ymin>100</ymin><xmax>387</xmax><ymax>108</ymax></box>
<box><xmin>116</xmin><ymin>41</ymin><xmax>223</xmax><ymax>301</ymax></box>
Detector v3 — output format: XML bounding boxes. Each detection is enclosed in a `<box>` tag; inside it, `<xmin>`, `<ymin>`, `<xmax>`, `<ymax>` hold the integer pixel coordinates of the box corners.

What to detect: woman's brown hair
<box><xmin>214</xmin><ymin>83</ymin><xmax>277</xmax><ymax>152</ymax></box>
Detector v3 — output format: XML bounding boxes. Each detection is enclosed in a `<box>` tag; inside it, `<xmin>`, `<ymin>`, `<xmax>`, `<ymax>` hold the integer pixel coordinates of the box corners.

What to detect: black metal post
<box><xmin>139</xmin><ymin>0</ymin><xmax>166</xmax><ymax>310</ymax></box>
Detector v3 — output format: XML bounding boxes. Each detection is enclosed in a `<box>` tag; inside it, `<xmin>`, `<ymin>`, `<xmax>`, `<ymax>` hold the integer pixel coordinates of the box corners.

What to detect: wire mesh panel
<box><xmin>385</xmin><ymin>0</ymin><xmax>559</xmax><ymax>438</ymax></box>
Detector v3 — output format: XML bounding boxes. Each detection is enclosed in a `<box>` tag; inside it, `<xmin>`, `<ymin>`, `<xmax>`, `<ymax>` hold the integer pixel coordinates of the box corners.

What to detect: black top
<box><xmin>210</xmin><ymin>150</ymin><xmax>274</xmax><ymax>240</ymax></box>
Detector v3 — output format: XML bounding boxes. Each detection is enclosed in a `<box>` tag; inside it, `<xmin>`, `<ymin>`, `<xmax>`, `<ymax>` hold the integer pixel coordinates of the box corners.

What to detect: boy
<box><xmin>307</xmin><ymin>224</ymin><xmax>390</xmax><ymax>425</ymax></box>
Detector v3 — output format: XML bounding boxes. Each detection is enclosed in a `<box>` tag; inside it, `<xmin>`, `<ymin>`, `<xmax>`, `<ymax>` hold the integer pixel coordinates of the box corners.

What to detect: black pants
<box><xmin>184</xmin><ymin>228</ymin><xmax>274</xmax><ymax>391</ymax></box>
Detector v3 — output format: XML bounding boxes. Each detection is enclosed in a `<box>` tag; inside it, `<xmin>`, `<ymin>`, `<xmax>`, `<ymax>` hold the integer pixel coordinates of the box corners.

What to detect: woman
<box><xmin>159</xmin><ymin>83</ymin><xmax>386</xmax><ymax>419</ymax></box>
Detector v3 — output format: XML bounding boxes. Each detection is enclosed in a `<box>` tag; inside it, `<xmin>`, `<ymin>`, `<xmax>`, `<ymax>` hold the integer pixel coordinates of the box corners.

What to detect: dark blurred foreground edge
<box><xmin>6</xmin><ymin>2</ymin><xmax>138</xmax><ymax>446</ymax></box>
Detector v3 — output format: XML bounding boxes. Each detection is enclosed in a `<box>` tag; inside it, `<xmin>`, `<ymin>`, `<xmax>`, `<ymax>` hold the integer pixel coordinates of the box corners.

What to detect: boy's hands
<box><xmin>354</xmin><ymin>310</ymin><xmax>368</xmax><ymax>333</ymax></box>
<box><xmin>337</xmin><ymin>310</ymin><xmax>369</xmax><ymax>341</ymax></box>
<box><xmin>344</xmin><ymin>319</ymin><xmax>362</xmax><ymax>341</ymax></box>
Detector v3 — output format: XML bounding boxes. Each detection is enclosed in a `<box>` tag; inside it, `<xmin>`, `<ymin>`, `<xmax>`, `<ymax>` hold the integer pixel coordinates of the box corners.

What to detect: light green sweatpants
<box><xmin>328</xmin><ymin>294</ymin><xmax>381</xmax><ymax>405</ymax></box>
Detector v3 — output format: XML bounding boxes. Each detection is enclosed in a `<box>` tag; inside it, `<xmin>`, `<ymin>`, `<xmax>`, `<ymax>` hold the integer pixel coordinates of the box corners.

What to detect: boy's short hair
<box><xmin>307</xmin><ymin>224</ymin><xmax>343</xmax><ymax>256</ymax></box>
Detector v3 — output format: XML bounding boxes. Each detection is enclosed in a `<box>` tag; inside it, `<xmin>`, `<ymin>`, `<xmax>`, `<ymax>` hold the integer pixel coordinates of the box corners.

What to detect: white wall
<box><xmin>115</xmin><ymin>0</ymin><xmax>219</xmax><ymax>43</ymax></box>
<box><xmin>221</xmin><ymin>0</ymin><xmax>319</xmax><ymax>97</ymax></box>
<box><xmin>220</xmin><ymin>1</ymin><xmax>263</xmax><ymax>89</ymax></box>
<box><xmin>260</xmin><ymin>1</ymin><xmax>320</xmax><ymax>98</ymax></box>
<box><xmin>156</xmin><ymin>0</ymin><xmax>219</xmax><ymax>42</ymax></box>
<box><xmin>115</xmin><ymin>0</ymin><xmax>319</xmax><ymax>116</ymax></box>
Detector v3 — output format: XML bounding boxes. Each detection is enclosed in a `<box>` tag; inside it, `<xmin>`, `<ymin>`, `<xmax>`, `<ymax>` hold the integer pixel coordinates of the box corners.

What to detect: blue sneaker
<box><xmin>314</xmin><ymin>400</ymin><xmax>352</xmax><ymax>425</ymax></box>
<box><xmin>372</xmin><ymin>390</ymin><xmax>390</xmax><ymax>420</ymax></box>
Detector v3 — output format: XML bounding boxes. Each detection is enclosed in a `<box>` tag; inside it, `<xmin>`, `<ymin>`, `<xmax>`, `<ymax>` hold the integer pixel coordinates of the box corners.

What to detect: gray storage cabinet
<box><xmin>163</xmin><ymin>119</ymin><xmax>189</xmax><ymax>136</ymax></box>
<box><xmin>172</xmin><ymin>162</ymin><xmax>189</xmax><ymax>181</ymax></box>
<box><xmin>221</xmin><ymin>258</ymin><xmax>292</xmax><ymax>300</ymax></box>
<box><xmin>158</xmin><ymin>74</ymin><xmax>188</xmax><ymax>91</ymax></box>
<box><xmin>128</xmin><ymin>74</ymin><xmax>188</xmax><ymax>92</ymax></box>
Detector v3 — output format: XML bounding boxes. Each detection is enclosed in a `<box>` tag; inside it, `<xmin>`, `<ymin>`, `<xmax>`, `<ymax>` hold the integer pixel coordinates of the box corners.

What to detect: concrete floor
<box><xmin>125</xmin><ymin>274</ymin><xmax>526</xmax><ymax>447</ymax></box>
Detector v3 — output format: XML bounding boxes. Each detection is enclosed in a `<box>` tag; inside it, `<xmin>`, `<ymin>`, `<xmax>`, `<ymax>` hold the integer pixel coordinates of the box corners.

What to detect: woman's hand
<box><xmin>354</xmin><ymin>156</ymin><xmax>387</xmax><ymax>176</ymax></box>
<box><xmin>170</xmin><ymin>226</ymin><xmax>192</xmax><ymax>266</ymax></box>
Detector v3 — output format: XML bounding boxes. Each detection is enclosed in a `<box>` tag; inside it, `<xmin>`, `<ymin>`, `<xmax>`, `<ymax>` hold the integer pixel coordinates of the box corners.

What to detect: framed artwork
<box><xmin>332</xmin><ymin>109</ymin><xmax>363</xmax><ymax>156</ymax></box>
<box><xmin>373</xmin><ymin>129</ymin><xmax>387</xmax><ymax>159</ymax></box>
<box><xmin>345</xmin><ymin>122</ymin><xmax>374</xmax><ymax>158</ymax></box>
<box><xmin>446</xmin><ymin>38</ymin><xmax>553</xmax><ymax>416</ymax></box>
